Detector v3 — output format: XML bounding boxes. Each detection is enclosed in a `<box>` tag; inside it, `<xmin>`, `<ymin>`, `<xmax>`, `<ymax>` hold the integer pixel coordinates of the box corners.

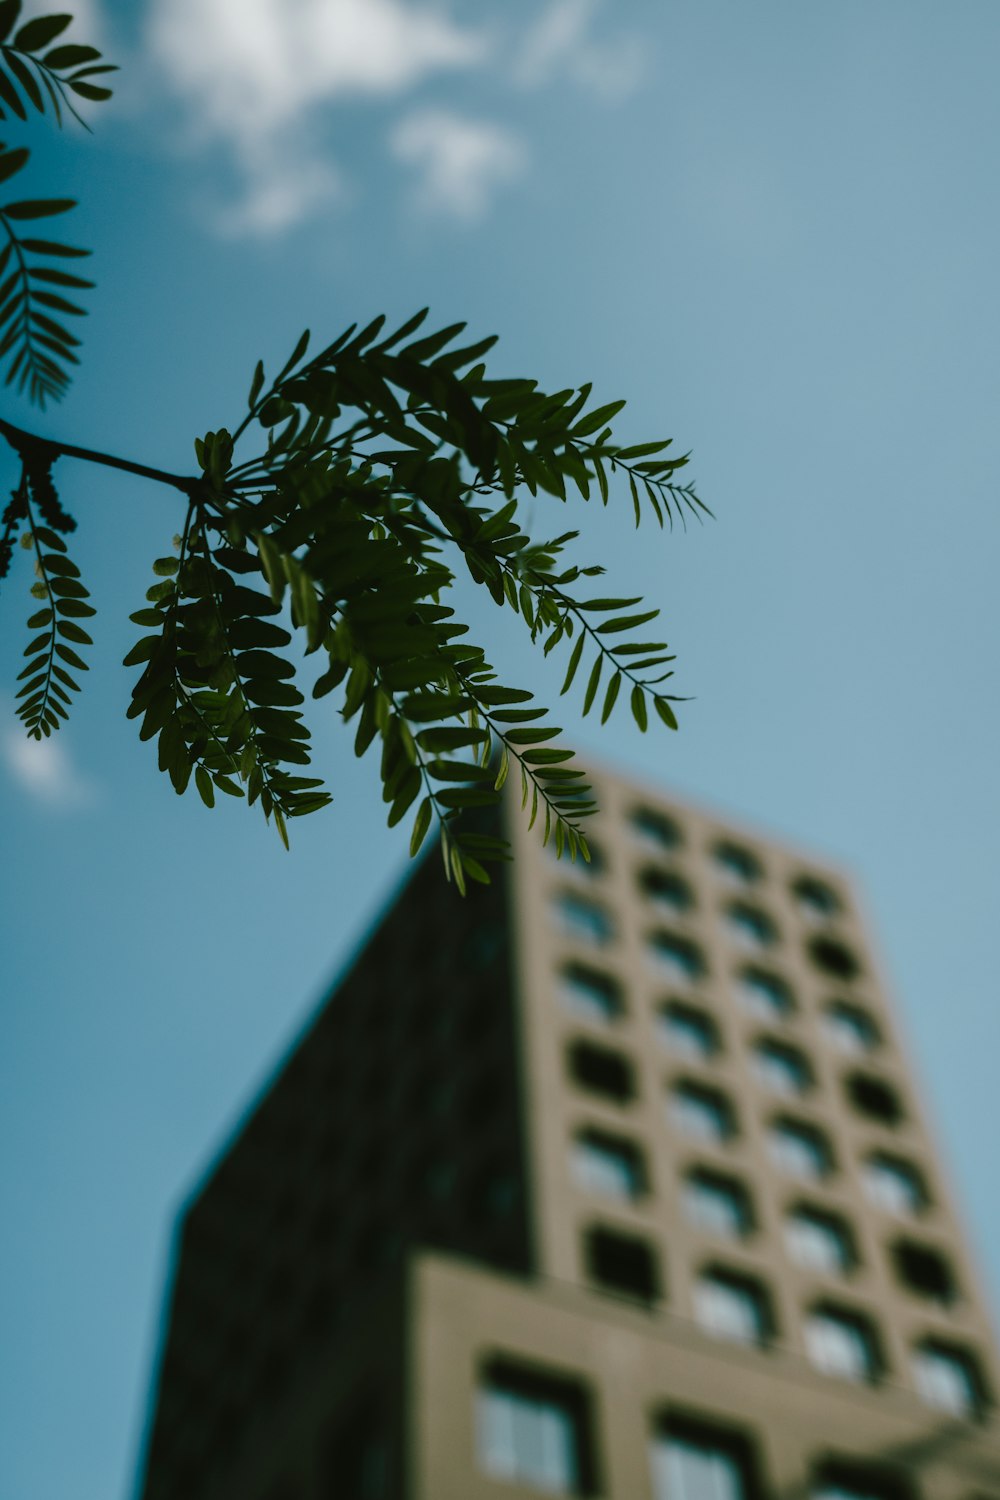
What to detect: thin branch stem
<box><xmin>0</xmin><ymin>416</ymin><xmax>200</xmax><ymax>495</ymax></box>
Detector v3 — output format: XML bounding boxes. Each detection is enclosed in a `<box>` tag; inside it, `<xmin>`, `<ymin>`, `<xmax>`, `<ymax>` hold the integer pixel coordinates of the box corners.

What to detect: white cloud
<box><xmin>148</xmin><ymin>0</ymin><xmax>489</xmax><ymax>234</ymax></box>
<box><xmin>213</xmin><ymin>148</ymin><xmax>344</xmax><ymax>239</ymax></box>
<box><xmin>390</xmin><ymin>108</ymin><xmax>526</xmax><ymax>222</ymax></box>
<box><xmin>515</xmin><ymin>0</ymin><xmax>646</xmax><ymax>103</ymax></box>
<box><xmin>2</xmin><ymin>720</ymin><xmax>98</xmax><ymax>810</ymax></box>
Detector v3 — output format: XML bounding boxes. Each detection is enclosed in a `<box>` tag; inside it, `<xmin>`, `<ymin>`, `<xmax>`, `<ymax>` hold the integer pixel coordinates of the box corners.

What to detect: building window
<box><xmin>649</xmin><ymin>930</ymin><xmax>706</xmax><ymax>984</ymax></box>
<box><xmin>752</xmin><ymin>1039</ymin><xmax>812</xmax><ymax>1097</ymax></box>
<box><xmin>640</xmin><ymin>867</ymin><xmax>695</xmax><ymax>915</ymax></box>
<box><xmin>811</xmin><ymin>1459</ymin><xmax>910</xmax><ymax>1500</ymax></box>
<box><xmin>584</xmin><ymin>1225</ymin><xmax>660</xmax><ymax>1303</ymax></box>
<box><xmin>650</xmin><ymin>1420</ymin><xmax>756</xmax><ymax>1500</ymax></box>
<box><xmin>713</xmin><ymin>842</ymin><xmax>762</xmax><ymax>887</ymax></box>
<box><xmin>670</xmin><ymin>1081</ymin><xmax>736</xmax><ymax>1143</ymax></box>
<box><xmin>863</xmin><ymin>1153</ymin><xmax>927</xmax><ymax>1217</ymax></box>
<box><xmin>912</xmin><ymin>1341</ymin><xmax>986</xmax><ymax>1419</ymax></box>
<box><xmin>567</xmin><ymin>1040</ymin><xmax>635</xmax><ymax>1104</ymax></box>
<box><xmin>785</xmin><ymin>1206</ymin><xmax>856</xmax><ymax>1275</ymax></box>
<box><xmin>804</xmin><ymin>1305</ymin><xmax>881</xmax><ymax>1383</ymax></box>
<box><xmin>768</xmin><ymin>1118</ymin><xmax>832</xmax><ymax>1180</ymax></box>
<box><xmin>891</xmin><ymin>1240</ymin><xmax>957</xmax><ymax>1304</ymax></box>
<box><xmin>844</xmin><ymin>1072</ymin><xmax>904</xmax><ymax>1126</ymax></box>
<box><xmin>631</xmin><ymin>806</ymin><xmax>683</xmax><ymax>851</ymax></box>
<box><xmin>824</xmin><ymin>1001</ymin><xmax>880</xmax><ymax>1056</ymax></box>
<box><xmin>659</xmin><ymin>1003</ymin><xmax>720</xmax><ymax>1061</ymax></box>
<box><xmin>726</xmin><ymin>904</ymin><xmax>778</xmax><ymax>951</ymax></box>
<box><xmin>694</xmin><ymin>1269</ymin><xmax>771</xmax><ymax>1346</ymax></box>
<box><xmin>793</xmin><ymin>876</ymin><xmax>841</xmax><ymax>922</ymax></box>
<box><xmin>683</xmin><ymin>1170</ymin><xmax>753</xmax><ymax>1240</ymax></box>
<box><xmin>553</xmin><ymin>892</ymin><xmax>614</xmax><ymax>947</ymax></box>
<box><xmin>477</xmin><ymin>1361</ymin><xmax>594</xmax><ymax>1494</ymax></box>
<box><xmin>560</xmin><ymin>963</ymin><xmax>623</xmax><ymax>1026</ymax></box>
<box><xmin>738</xmin><ymin>968</ymin><xmax>794</xmax><ymax>1022</ymax></box>
<box><xmin>572</xmin><ymin>1129</ymin><xmax>646</xmax><ymax>1202</ymax></box>
<box><xmin>808</xmin><ymin>935</ymin><xmax>861</xmax><ymax>981</ymax></box>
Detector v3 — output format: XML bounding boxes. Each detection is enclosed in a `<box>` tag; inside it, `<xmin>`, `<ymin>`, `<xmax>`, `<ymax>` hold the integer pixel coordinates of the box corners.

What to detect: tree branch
<box><xmin>0</xmin><ymin>416</ymin><xmax>200</xmax><ymax>496</ymax></box>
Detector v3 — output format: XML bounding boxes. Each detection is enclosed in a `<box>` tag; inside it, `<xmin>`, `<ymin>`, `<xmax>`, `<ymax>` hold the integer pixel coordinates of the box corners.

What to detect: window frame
<box><xmin>477</xmin><ymin>1358</ymin><xmax>598</xmax><ymax>1494</ymax></box>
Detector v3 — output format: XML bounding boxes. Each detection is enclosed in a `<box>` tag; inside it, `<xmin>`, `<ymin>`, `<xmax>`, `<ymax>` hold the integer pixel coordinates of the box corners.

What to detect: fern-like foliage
<box><xmin>0</xmin><ymin>4</ymin><xmax>114</xmax><ymax>404</ymax></box>
<box><xmin>103</xmin><ymin>313</ymin><xmax>701</xmax><ymax>884</ymax></box>
<box><xmin>0</xmin><ymin>14</ymin><xmax>708</xmax><ymax>887</ymax></box>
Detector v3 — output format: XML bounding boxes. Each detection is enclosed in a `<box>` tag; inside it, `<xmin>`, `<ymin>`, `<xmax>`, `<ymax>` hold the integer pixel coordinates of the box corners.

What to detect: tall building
<box><xmin>136</xmin><ymin>766</ymin><xmax>1000</xmax><ymax>1500</ymax></box>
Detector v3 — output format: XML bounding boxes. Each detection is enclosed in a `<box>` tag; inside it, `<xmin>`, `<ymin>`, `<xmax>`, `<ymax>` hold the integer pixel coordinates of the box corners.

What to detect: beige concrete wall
<box><xmin>503</xmin><ymin>765</ymin><xmax>1000</xmax><ymax>1409</ymax></box>
<box><xmin>411</xmin><ymin>1252</ymin><xmax>1000</xmax><ymax>1500</ymax></box>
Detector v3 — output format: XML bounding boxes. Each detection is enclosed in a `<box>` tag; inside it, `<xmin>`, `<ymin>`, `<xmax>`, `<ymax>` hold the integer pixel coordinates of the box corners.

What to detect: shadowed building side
<box><xmin>137</xmin><ymin>832</ymin><xmax>534</xmax><ymax>1500</ymax></box>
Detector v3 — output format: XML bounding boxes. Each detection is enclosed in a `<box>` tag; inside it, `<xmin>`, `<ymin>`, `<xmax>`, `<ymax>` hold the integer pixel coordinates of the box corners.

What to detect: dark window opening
<box><xmin>794</xmin><ymin>876</ymin><xmax>842</xmax><ymax>919</ymax></box>
<box><xmin>892</xmin><ymin>1241</ymin><xmax>957</xmax><ymax>1304</ymax></box>
<box><xmin>846</xmin><ymin>1073</ymin><xmax>904</xmax><ymax>1126</ymax></box>
<box><xmin>713</xmin><ymin>842</ymin><xmax>762</xmax><ymax>885</ymax></box>
<box><xmin>694</xmin><ymin>1266</ymin><xmax>773</xmax><ymax>1345</ymax></box>
<box><xmin>727</xmin><ymin>903</ymin><xmax>778</xmax><ymax>949</ymax></box>
<box><xmin>649</xmin><ymin>930</ymin><xmax>706</xmax><ymax>982</ymax></box>
<box><xmin>640</xmin><ymin>867</ymin><xmax>695</xmax><ymax>913</ymax></box>
<box><xmin>812</xmin><ymin>1457</ymin><xmax>912</xmax><ymax>1500</ymax></box>
<box><xmin>670</xmin><ymin>1080</ymin><xmax>736</xmax><ymax>1141</ymax></box>
<box><xmin>809</xmin><ymin>936</ymin><xmax>861</xmax><ymax>981</ymax></box>
<box><xmin>585</xmin><ymin>1225</ymin><xmax>660</xmax><ymax>1303</ymax></box>
<box><xmin>567</xmin><ymin>1040</ymin><xmax>635</xmax><ymax>1104</ymax></box>
<box><xmin>825</xmin><ymin>1000</ymin><xmax>880</xmax><ymax>1055</ymax></box>
<box><xmin>659</xmin><ymin>1002</ymin><xmax>720</xmax><ymax>1059</ymax></box>
<box><xmin>739</xmin><ymin>968</ymin><xmax>795</xmax><ymax>1020</ymax></box>
<box><xmin>478</xmin><ymin>1358</ymin><xmax>598</xmax><ymax>1495</ymax></box>
<box><xmin>683</xmin><ymin>1169</ymin><xmax>754</xmax><ymax>1239</ymax></box>
<box><xmin>561</xmin><ymin>962</ymin><xmax>624</xmax><ymax>1024</ymax></box>
<box><xmin>651</xmin><ymin>1414</ymin><xmax>761</xmax><ymax>1500</ymax></box>
<box><xmin>631</xmin><ymin>806</ymin><xmax>682</xmax><ymax>850</ymax></box>
<box><xmin>913</xmin><ymin>1340</ymin><xmax>988</xmax><ymax>1418</ymax></box>
<box><xmin>573</xmin><ymin>1128</ymin><xmax>647</xmax><ymax>1201</ymax></box>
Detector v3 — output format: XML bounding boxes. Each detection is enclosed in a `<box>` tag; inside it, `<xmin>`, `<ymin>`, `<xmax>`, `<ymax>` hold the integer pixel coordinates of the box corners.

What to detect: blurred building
<box><xmin>136</xmin><ymin>766</ymin><xmax>1000</xmax><ymax>1500</ymax></box>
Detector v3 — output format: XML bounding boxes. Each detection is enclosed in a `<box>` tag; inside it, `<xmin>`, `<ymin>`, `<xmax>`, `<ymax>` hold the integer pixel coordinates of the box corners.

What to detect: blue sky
<box><xmin>2</xmin><ymin>3</ymin><xmax>999</xmax><ymax>1496</ymax></box>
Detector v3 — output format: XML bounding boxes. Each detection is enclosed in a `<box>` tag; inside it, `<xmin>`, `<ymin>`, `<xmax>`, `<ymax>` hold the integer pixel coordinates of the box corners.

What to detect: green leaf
<box><xmin>572</xmin><ymin>399</ymin><xmax>626</xmax><ymax>436</ymax></box>
<box><xmin>195</xmin><ymin>766</ymin><xmax>215</xmax><ymax>808</ymax></box>
<box><xmin>630</xmin><ymin>684</ymin><xmax>648</xmax><ymax>732</ymax></box>
<box><xmin>248</xmin><ymin>358</ymin><xmax>265</xmax><ymax>407</ymax></box>
<box><xmin>19</xmin><ymin>237</ymin><xmax>89</xmax><ymax>257</ymax></box>
<box><xmin>0</xmin><ymin>3</ymin><xmax>22</xmax><ymax>45</ymax></box>
<box><xmin>0</xmin><ymin>145</ymin><xmax>27</xmax><ymax>184</ymax></box>
<box><xmin>601</xmin><ymin>671</ymin><xmax>621</xmax><ymax>725</ymax></box>
<box><xmin>13</xmin><ymin>13</ymin><xmax>71</xmax><ymax>50</ymax></box>
<box><xmin>0</xmin><ymin>198</ymin><xmax>76</xmax><ymax>219</ymax></box>
<box><xmin>67</xmin><ymin>81</ymin><xmax>112</xmax><ymax>100</ymax></box>
<box><xmin>54</xmin><ymin>641</ymin><xmax>87</xmax><ymax>670</ymax></box>
<box><xmin>409</xmin><ymin>796</ymin><xmax>433</xmax><ymax>856</ymax></box>
<box><xmin>0</xmin><ymin>63</ymin><xmax>27</xmax><ymax>119</ymax></box>
<box><xmin>560</xmin><ymin>633</ymin><xmax>584</xmax><ymax>696</ymax></box>
<box><xmin>597</xmin><ymin>610</ymin><xmax>660</xmax><ymax>635</ymax></box>
<box><xmin>42</xmin><ymin>43</ymin><xmax>101</xmax><ymax>69</ymax></box>
<box><xmin>55</xmin><ymin>619</ymin><xmax>91</xmax><ymax>644</ymax></box>
<box><xmin>654</xmin><ymin>697</ymin><xmax>679</xmax><ymax>730</ymax></box>
<box><xmin>581</xmin><ymin>654</ymin><xmax>602</xmax><ymax>716</ymax></box>
<box><xmin>579</xmin><ymin>597</ymin><xmax>642</xmax><ymax>612</ymax></box>
<box><xmin>28</xmin><ymin>265</ymin><xmax>94</xmax><ymax>289</ymax></box>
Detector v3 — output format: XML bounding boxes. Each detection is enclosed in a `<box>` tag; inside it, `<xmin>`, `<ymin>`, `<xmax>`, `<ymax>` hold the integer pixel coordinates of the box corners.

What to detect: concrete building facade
<box><xmin>137</xmin><ymin>766</ymin><xmax>1000</xmax><ymax>1500</ymax></box>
